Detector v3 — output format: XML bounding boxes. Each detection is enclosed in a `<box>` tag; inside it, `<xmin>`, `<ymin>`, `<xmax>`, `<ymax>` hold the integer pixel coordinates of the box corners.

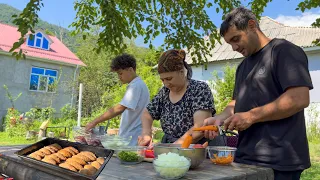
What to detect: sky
<box><xmin>0</xmin><ymin>0</ymin><xmax>319</xmax><ymax>48</ymax></box>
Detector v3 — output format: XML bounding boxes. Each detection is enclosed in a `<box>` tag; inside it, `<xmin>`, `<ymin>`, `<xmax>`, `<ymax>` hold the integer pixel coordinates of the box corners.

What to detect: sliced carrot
<box><xmin>210</xmin><ymin>153</ymin><xmax>233</xmax><ymax>165</ymax></box>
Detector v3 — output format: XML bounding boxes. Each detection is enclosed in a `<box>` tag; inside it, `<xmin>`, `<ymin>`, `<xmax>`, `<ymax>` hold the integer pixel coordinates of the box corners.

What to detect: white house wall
<box><xmin>191</xmin><ymin>59</ymin><xmax>242</xmax><ymax>82</ymax></box>
<box><xmin>191</xmin><ymin>65</ymin><xmax>203</xmax><ymax>81</ymax></box>
<box><xmin>307</xmin><ymin>51</ymin><xmax>320</xmax><ymax>103</ymax></box>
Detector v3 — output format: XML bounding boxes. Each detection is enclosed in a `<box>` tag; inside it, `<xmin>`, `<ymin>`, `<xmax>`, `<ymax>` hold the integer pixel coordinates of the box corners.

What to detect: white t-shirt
<box><xmin>119</xmin><ymin>77</ymin><xmax>150</xmax><ymax>145</ymax></box>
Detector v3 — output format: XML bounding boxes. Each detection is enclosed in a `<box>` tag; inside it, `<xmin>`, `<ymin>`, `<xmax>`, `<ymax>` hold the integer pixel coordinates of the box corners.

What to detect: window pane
<box><xmin>29</xmin><ymin>75</ymin><xmax>39</xmax><ymax>90</ymax></box>
<box><xmin>45</xmin><ymin>69</ymin><xmax>57</xmax><ymax>77</ymax></box>
<box><xmin>36</xmin><ymin>38</ymin><xmax>41</xmax><ymax>47</ymax></box>
<box><xmin>32</xmin><ymin>67</ymin><xmax>44</xmax><ymax>75</ymax></box>
<box><xmin>48</xmin><ymin>77</ymin><xmax>56</xmax><ymax>92</ymax></box>
<box><xmin>48</xmin><ymin>77</ymin><xmax>55</xmax><ymax>85</ymax></box>
<box><xmin>39</xmin><ymin>76</ymin><xmax>47</xmax><ymax>91</ymax></box>
<box><xmin>43</xmin><ymin>38</ymin><xmax>49</xmax><ymax>49</ymax></box>
<box><xmin>27</xmin><ymin>35</ymin><xmax>35</xmax><ymax>46</ymax></box>
<box><xmin>36</xmin><ymin>32</ymin><xmax>43</xmax><ymax>37</ymax></box>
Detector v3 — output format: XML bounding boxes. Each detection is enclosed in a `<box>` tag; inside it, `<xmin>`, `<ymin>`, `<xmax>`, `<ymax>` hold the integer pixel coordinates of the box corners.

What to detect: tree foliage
<box><xmin>75</xmin><ymin>33</ymin><xmax>118</xmax><ymax>117</ymax></box>
<box><xmin>209</xmin><ymin>64</ymin><xmax>237</xmax><ymax>114</ymax></box>
<box><xmin>9</xmin><ymin>0</ymin><xmax>320</xmax><ymax>63</ymax></box>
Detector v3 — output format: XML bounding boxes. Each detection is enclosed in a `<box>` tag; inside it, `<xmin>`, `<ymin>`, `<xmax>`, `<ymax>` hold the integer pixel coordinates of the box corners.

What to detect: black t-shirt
<box><xmin>233</xmin><ymin>38</ymin><xmax>313</xmax><ymax>171</ymax></box>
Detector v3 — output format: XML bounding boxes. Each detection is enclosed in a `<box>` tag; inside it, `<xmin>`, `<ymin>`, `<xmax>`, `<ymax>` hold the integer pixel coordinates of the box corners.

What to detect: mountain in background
<box><xmin>0</xmin><ymin>3</ymin><xmax>78</xmax><ymax>52</ymax></box>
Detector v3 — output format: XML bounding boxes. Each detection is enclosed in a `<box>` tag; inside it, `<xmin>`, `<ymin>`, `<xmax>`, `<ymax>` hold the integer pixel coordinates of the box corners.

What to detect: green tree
<box><xmin>76</xmin><ymin>34</ymin><xmax>118</xmax><ymax>117</ymax></box>
<box><xmin>209</xmin><ymin>64</ymin><xmax>237</xmax><ymax>114</ymax></box>
<box><xmin>10</xmin><ymin>0</ymin><xmax>320</xmax><ymax>63</ymax></box>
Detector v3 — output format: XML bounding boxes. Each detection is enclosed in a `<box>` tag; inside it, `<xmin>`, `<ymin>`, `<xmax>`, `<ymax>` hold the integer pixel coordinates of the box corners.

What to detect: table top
<box><xmin>0</xmin><ymin>145</ymin><xmax>274</xmax><ymax>180</ymax></box>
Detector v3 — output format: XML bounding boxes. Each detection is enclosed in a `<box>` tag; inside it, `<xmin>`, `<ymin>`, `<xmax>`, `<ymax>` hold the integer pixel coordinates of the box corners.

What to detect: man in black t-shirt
<box><xmin>204</xmin><ymin>7</ymin><xmax>313</xmax><ymax>180</ymax></box>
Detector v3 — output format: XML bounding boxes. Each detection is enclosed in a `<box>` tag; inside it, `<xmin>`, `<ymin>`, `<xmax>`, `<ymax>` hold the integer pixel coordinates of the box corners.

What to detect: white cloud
<box><xmin>275</xmin><ymin>12</ymin><xmax>320</xmax><ymax>27</ymax></box>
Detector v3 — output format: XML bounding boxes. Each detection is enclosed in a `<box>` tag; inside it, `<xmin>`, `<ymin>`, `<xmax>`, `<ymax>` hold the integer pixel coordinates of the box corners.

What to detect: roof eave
<box><xmin>303</xmin><ymin>46</ymin><xmax>320</xmax><ymax>52</ymax></box>
<box><xmin>0</xmin><ymin>50</ymin><xmax>85</xmax><ymax>67</ymax></box>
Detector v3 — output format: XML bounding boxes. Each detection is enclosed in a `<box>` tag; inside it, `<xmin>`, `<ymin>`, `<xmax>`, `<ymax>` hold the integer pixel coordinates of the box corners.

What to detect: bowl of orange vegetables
<box><xmin>207</xmin><ymin>146</ymin><xmax>236</xmax><ymax>165</ymax></box>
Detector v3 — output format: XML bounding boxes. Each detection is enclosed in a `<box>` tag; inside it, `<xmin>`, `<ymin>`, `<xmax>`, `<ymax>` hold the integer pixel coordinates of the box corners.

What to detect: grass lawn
<box><xmin>301</xmin><ymin>142</ymin><xmax>320</xmax><ymax>180</ymax></box>
<box><xmin>0</xmin><ymin>132</ymin><xmax>37</xmax><ymax>146</ymax></box>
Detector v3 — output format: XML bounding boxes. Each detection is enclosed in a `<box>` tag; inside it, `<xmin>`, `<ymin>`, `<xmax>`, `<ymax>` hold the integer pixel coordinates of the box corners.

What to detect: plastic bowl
<box><xmin>207</xmin><ymin>146</ymin><xmax>237</xmax><ymax>165</ymax></box>
<box><xmin>116</xmin><ymin>146</ymin><xmax>146</xmax><ymax>165</ymax></box>
<box><xmin>100</xmin><ymin>135</ymin><xmax>132</xmax><ymax>150</ymax></box>
<box><xmin>153</xmin><ymin>157</ymin><xmax>191</xmax><ymax>179</ymax></box>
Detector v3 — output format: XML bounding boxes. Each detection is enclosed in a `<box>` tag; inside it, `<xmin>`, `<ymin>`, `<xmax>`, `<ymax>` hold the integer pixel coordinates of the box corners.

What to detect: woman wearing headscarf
<box><xmin>138</xmin><ymin>49</ymin><xmax>216</xmax><ymax>145</ymax></box>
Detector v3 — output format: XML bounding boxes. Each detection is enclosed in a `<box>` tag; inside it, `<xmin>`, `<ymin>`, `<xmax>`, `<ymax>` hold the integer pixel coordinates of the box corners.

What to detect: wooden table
<box><xmin>0</xmin><ymin>145</ymin><xmax>274</xmax><ymax>180</ymax></box>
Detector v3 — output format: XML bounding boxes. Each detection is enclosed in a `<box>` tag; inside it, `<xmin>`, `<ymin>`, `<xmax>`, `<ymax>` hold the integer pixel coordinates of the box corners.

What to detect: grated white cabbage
<box><xmin>153</xmin><ymin>152</ymin><xmax>190</xmax><ymax>179</ymax></box>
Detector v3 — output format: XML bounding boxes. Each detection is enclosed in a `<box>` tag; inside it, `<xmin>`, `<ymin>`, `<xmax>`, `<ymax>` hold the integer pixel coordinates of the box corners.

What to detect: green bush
<box><xmin>208</xmin><ymin>64</ymin><xmax>237</xmax><ymax>114</ymax></box>
<box><xmin>26</xmin><ymin>107</ymin><xmax>56</xmax><ymax>121</ymax></box>
<box><xmin>153</xmin><ymin>120</ymin><xmax>161</xmax><ymax>128</ymax></box>
<box><xmin>46</xmin><ymin>119</ymin><xmax>77</xmax><ymax>138</ymax></box>
<box><xmin>4</xmin><ymin>108</ymin><xmax>26</xmax><ymax>137</ymax></box>
<box><xmin>60</xmin><ymin>104</ymin><xmax>77</xmax><ymax>120</ymax></box>
<box><xmin>81</xmin><ymin>108</ymin><xmax>121</xmax><ymax>129</ymax></box>
<box><xmin>306</xmin><ymin>103</ymin><xmax>320</xmax><ymax>143</ymax></box>
<box><xmin>153</xmin><ymin>130</ymin><xmax>164</xmax><ymax>143</ymax></box>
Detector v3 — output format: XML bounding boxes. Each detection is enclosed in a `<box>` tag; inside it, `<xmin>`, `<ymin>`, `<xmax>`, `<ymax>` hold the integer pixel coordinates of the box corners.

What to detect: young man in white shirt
<box><xmin>85</xmin><ymin>54</ymin><xmax>150</xmax><ymax>145</ymax></box>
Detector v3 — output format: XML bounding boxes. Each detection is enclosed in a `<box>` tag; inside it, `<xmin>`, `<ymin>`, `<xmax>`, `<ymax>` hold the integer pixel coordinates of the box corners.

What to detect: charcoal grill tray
<box><xmin>14</xmin><ymin>138</ymin><xmax>114</xmax><ymax>180</ymax></box>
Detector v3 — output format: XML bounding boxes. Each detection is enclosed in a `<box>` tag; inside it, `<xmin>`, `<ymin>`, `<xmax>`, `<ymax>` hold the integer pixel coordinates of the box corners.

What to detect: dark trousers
<box><xmin>273</xmin><ymin>170</ymin><xmax>303</xmax><ymax>180</ymax></box>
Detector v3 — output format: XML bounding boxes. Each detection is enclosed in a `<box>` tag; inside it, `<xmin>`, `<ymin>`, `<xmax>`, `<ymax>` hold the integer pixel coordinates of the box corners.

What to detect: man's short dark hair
<box><xmin>220</xmin><ymin>6</ymin><xmax>260</xmax><ymax>37</ymax></box>
<box><xmin>111</xmin><ymin>53</ymin><xmax>136</xmax><ymax>71</ymax></box>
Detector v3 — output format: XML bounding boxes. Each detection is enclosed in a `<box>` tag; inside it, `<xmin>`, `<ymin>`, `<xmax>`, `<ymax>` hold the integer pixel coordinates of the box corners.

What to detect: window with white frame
<box><xmin>27</xmin><ymin>32</ymin><xmax>50</xmax><ymax>50</ymax></box>
<box><xmin>29</xmin><ymin>67</ymin><xmax>58</xmax><ymax>92</ymax></box>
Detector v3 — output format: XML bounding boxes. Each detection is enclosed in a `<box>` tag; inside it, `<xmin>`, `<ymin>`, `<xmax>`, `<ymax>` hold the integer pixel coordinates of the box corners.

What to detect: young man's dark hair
<box><xmin>220</xmin><ymin>6</ymin><xmax>260</xmax><ymax>37</ymax></box>
<box><xmin>111</xmin><ymin>53</ymin><xmax>136</xmax><ymax>71</ymax></box>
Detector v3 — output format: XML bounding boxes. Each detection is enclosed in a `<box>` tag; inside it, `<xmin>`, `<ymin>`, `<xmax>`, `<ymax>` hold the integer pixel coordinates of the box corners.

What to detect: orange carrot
<box><xmin>181</xmin><ymin>134</ymin><xmax>192</xmax><ymax>148</ymax></box>
<box><xmin>202</xmin><ymin>141</ymin><xmax>209</xmax><ymax>148</ymax></box>
<box><xmin>193</xmin><ymin>125</ymin><xmax>218</xmax><ymax>132</ymax></box>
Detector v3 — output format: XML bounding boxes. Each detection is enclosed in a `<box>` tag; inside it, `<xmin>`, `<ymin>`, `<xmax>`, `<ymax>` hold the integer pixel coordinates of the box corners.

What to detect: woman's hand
<box><xmin>138</xmin><ymin>134</ymin><xmax>153</xmax><ymax>148</ymax></box>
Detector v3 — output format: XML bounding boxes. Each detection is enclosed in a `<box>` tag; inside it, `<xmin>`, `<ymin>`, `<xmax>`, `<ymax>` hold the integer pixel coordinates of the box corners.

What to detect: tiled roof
<box><xmin>0</xmin><ymin>23</ymin><xmax>85</xmax><ymax>66</ymax></box>
<box><xmin>186</xmin><ymin>16</ymin><xmax>320</xmax><ymax>64</ymax></box>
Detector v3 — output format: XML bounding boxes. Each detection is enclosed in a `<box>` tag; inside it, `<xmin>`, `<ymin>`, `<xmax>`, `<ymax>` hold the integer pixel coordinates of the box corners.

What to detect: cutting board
<box><xmin>143</xmin><ymin>157</ymin><xmax>153</xmax><ymax>163</ymax></box>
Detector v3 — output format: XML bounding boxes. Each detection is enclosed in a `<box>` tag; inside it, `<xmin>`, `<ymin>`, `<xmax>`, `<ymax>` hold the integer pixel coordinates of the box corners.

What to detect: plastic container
<box><xmin>207</xmin><ymin>146</ymin><xmax>237</xmax><ymax>165</ymax></box>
